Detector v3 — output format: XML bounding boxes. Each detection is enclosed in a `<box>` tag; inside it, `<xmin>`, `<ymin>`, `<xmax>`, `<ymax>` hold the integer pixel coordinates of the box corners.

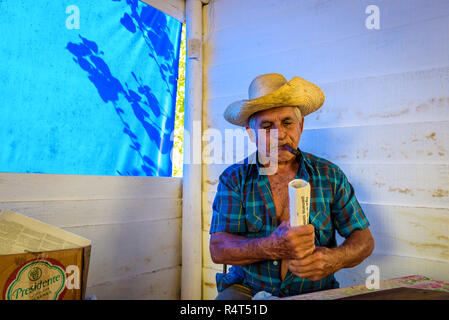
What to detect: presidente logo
<box><xmin>4</xmin><ymin>259</ymin><xmax>66</xmax><ymax>300</ymax></box>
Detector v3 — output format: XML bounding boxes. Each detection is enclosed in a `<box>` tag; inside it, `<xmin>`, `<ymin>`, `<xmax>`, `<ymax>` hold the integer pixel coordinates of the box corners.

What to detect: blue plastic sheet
<box><xmin>0</xmin><ymin>0</ymin><xmax>182</xmax><ymax>176</ymax></box>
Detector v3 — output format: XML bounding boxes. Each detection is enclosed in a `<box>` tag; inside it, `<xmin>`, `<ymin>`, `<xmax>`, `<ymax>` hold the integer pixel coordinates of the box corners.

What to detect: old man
<box><xmin>209</xmin><ymin>73</ymin><xmax>374</xmax><ymax>299</ymax></box>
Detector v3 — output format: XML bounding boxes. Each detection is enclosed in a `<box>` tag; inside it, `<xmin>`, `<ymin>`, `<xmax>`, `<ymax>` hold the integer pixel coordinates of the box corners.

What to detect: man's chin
<box><xmin>258</xmin><ymin>149</ymin><xmax>295</xmax><ymax>162</ymax></box>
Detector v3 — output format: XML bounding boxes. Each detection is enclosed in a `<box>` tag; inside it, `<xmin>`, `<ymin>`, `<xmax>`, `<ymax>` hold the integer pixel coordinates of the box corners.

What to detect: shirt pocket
<box><xmin>310</xmin><ymin>211</ymin><xmax>333</xmax><ymax>247</ymax></box>
<box><xmin>244</xmin><ymin>209</ymin><xmax>264</xmax><ymax>237</ymax></box>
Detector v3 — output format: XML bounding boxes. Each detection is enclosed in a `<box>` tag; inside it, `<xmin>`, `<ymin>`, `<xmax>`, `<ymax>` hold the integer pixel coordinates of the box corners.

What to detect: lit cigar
<box><xmin>283</xmin><ymin>144</ymin><xmax>301</xmax><ymax>157</ymax></box>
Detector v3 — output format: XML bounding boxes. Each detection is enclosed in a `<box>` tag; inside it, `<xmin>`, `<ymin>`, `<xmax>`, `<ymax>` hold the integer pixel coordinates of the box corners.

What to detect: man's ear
<box><xmin>246</xmin><ymin>125</ymin><xmax>256</xmax><ymax>144</ymax></box>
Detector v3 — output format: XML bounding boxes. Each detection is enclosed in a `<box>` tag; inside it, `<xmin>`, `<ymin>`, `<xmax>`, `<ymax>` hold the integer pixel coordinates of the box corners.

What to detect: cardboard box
<box><xmin>0</xmin><ymin>209</ymin><xmax>91</xmax><ymax>300</ymax></box>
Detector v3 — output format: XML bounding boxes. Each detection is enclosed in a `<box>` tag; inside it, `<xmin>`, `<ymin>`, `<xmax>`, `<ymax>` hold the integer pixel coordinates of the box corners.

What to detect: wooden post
<box><xmin>181</xmin><ymin>0</ymin><xmax>204</xmax><ymax>300</ymax></box>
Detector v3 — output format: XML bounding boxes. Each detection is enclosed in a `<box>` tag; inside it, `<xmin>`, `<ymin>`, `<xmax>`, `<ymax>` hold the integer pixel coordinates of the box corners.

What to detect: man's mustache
<box><xmin>267</xmin><ymin>143</ymin><xmax>298</xmax><ymax>155</ymax></box>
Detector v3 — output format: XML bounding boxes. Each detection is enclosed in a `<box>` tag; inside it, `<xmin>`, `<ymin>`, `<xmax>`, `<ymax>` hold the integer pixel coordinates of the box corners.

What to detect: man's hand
<box><xmin>287</xmin><ymin>246</ymin><xmax>338</xmax><ymax>281</ymax></box>
<box><xmin>268</xmin><ymin>221</ymin><xmax>315</xmax><ymax>260</ymax></box>
<box><xmin>286</xmin><ymin>228</ymin><xmax>375</xmax><ymax>281</ymax></box>
<box><xmin>209</xmin><ymin>221</ymin><xmax>316</xmax><ymax>266</ymax></box>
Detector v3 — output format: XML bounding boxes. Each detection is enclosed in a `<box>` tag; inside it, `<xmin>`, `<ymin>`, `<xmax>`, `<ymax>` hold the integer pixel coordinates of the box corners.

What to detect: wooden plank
<box><xmin>305</xmin><ymin>68</ymin><xmax>449</xmax><ymax>129</ymax></box>
<box><xmin>363</xmin><ymin>204</ymin><xmax>449</xmax><ymax>263</ymax></box>
<box><xmin>335</xmin><ymin>253</ymin><xmax>449</xmax><ymax>288</ymax></box>
<box><xmin>0</xmin><ymin>198</ymin><xmax>181</xmax><ymax>228</ymax></box>
<box><xmin>205</xmin><ymin>0</ymin><xmax>449</xmax><ymax>68</ymax></box>
<box><xmin>140</xmin><ymin>0</ymin><xmax>185</xmax><ymax>22</ymax></box>
<box><xmin>340</xmin><ymin>163</ymin><xmax>449</xmax><ymax>208</ymax></box>
<box><xmin>203</xmin><ymin>267</ymin><xmax>220</xmax><ymax>300</ymax></box>
<box><xmin>205</xmin><ymin>15</ymin><xmax>449</xmax><ymax>99</ymax></box>
<box><xmin>202</xmin><ymin>191</ymin><xmax>215</xmax><ymax>231</ymax></box>
<box><xmin>205</xmin><ymin>0</ymin><xmax>449</xmax><ymax>38</ymax></box>
<box><xmin>86</xmin><ymin>266</ymin><xmax>181</xmax><ymax>299</ymax></box>
<box><xmin>204</xmin><ymin>67</ymin><xmax>449</xmax><ymax>131</ymax></box>
<box><xmin>205</xmin><ymin>0</ymin><xmax>307</xmax><ymax>35</ymax></box>
<box><xmin>0</xmin><ymin>173</ymin><xmax>182</xmax><ymax>201</ymax></box>
<box><xmin>336</xmin><ymin>287</ymin><xmax>449</xmax><ymax>300</ymax></box>
<box><xmin>65</xmin><ymin>218</ymin><xmax>182</xmax><ymax>287</ymax></box>
<box><xmin>281</xmin><ymin>275</ymin><xmax>449</xmax><ymax>300</ymax></box>
<box><xmin>300</xmin><ymin>120</ymin><xmax>449</xmax><ymax>164</ymax></box>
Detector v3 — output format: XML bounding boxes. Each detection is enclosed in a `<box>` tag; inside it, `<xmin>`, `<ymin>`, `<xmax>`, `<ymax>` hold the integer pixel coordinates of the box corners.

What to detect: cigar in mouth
<box><xmin>283</xmin><ymin>145</ymin><xmax>301</xmax><ymax>157</ymax></box>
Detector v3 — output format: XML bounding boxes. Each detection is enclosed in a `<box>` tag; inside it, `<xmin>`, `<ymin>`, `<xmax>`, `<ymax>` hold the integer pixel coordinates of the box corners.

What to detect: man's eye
<box><xmin>283</xmin><ymin>122</ymin><xmax>292</xmax><ymax>126</ymax></box>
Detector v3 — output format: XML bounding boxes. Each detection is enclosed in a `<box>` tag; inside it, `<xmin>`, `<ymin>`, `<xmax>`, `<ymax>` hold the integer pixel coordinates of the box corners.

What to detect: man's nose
<box><xmin>276</xmin><ymin>125</ymin><xmax>287</xmax><ymax>140</ymax></box>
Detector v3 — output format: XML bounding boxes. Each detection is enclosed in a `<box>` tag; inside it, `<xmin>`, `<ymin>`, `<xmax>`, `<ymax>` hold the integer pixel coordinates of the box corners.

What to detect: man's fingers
<box><xmin>287</xmin><ymin>261</ymin><xmax>324</xmax><ymax>280</ymax></box>
<box><xmin>291</xmin><ymin>244</ymin><xmax>315</xmax><ymax>260</ymax></box>
<box><xmin>302</xmin><ymin>224</ymin><xmax>315</xmax><ymax>233</ymax></box>
<box><xmin>272</xmin><ymin>222</ymin><xmax>316</xmax><ymax>260</ymax></box>
<box><xmin>292</xmin><ymin>224</ymin><xmax>314</xmax><ymax>232</ymax></box>
<box><xmin>288</xmin><ymin>232</ymin><xmax>315</xmax><ymax>248</ymax></box>
<box><xmin>289</xmin><ymin>224</ymin><xmax>315</xmax><ymax>238</ymax></box>
<box><xmin>288</xmin><ymin>254</ymin><xmax>315</xmax><ymax>268</ymax></box>
<box><xmin>290</xmin><ymin>262</ymin><xmax>319</xmax><ymax>274</ymax></box>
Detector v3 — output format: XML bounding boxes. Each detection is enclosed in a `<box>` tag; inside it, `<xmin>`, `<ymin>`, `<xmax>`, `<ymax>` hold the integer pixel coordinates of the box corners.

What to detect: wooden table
<box><xmin>279</xmin><ymin>275</ymin><xmax>449</xmax><ymax>300</ymax></box>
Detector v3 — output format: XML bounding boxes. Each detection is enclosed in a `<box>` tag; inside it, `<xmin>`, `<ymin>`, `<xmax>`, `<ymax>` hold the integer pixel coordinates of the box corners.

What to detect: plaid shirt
<box><xmin>209</xmin><ymin>149</ymin><xmax>370</xmax><ymax>297</ymax></box>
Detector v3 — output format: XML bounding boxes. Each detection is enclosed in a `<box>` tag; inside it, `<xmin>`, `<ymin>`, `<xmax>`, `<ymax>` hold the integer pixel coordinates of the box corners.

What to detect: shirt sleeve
<box><xmin>209</xmin><ymin>169</ymin><xmax>247</xmax><ymax>234</ymax></box>
<box><xmin>331</xmin><ymin>168</ymin><xmax>370</xmax><ymax>238</ymax></box>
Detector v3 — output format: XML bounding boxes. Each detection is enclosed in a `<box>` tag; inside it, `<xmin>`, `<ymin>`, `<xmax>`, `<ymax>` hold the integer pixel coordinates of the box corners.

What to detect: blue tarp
<box><xmin>0</xmin><ymin>0</ymin><xmax>182</xmax><ymax>176</ymax></box>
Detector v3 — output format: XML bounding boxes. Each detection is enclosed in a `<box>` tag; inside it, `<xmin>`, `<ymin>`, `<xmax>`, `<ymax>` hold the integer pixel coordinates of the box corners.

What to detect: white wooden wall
<box><xmin>0</xmin><ymin>173</ymin><xmax>182</xmax><ymax>299</ymax></box>
<box><xmin>202</xmin><ymin>0</ymin><xmax>449</xmax><ymax>299</ymax></box>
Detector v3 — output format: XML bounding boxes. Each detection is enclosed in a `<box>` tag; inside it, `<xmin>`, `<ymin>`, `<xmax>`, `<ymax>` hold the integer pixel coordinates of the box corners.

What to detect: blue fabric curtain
<box><xmin>0</xmin><ymin>0</ymin><xmax>182</xmax><ymax>176</ymax></box>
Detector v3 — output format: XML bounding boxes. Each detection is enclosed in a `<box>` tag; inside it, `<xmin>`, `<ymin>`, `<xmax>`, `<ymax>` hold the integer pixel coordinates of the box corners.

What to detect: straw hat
<box><xmin>223</xmin><ymin>73</ymin><xmax>325</xmax><ymax>126</ymax></box>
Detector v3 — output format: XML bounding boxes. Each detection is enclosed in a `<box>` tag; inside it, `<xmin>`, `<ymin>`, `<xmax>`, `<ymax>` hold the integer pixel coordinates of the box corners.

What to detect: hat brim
<box><xmin>223</xmin><ymin>76</ymin><xmax>325</xmax><ymax>126</ymax></box>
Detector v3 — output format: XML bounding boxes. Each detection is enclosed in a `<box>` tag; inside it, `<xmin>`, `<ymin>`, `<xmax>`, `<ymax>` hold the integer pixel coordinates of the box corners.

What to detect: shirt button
<box><xmin>273</xmin><ymin>261</ymin><xmax>278</xmax><ymax>266</ymax></box>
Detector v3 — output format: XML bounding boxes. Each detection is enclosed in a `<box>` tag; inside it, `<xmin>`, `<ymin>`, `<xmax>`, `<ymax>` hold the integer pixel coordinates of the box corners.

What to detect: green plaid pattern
<box><xmin>209</xmin><ymin>149</ymin><xmax>370</xmax><ymax>297</ymax></box>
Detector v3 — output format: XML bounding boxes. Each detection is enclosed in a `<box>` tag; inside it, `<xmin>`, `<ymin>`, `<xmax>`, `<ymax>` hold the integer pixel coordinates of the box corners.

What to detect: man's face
<box><xmin>246</xmin><ymin>106</ymin><xmax>304</xmax><ymax>163</ymax></box>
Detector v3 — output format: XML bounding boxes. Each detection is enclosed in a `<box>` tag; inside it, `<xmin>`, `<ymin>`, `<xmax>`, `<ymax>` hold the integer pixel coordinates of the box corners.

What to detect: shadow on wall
<box><xmin>66</xmin><ymin>0</ymin><xmax>179</xmax><ymax>176</ymax></box>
